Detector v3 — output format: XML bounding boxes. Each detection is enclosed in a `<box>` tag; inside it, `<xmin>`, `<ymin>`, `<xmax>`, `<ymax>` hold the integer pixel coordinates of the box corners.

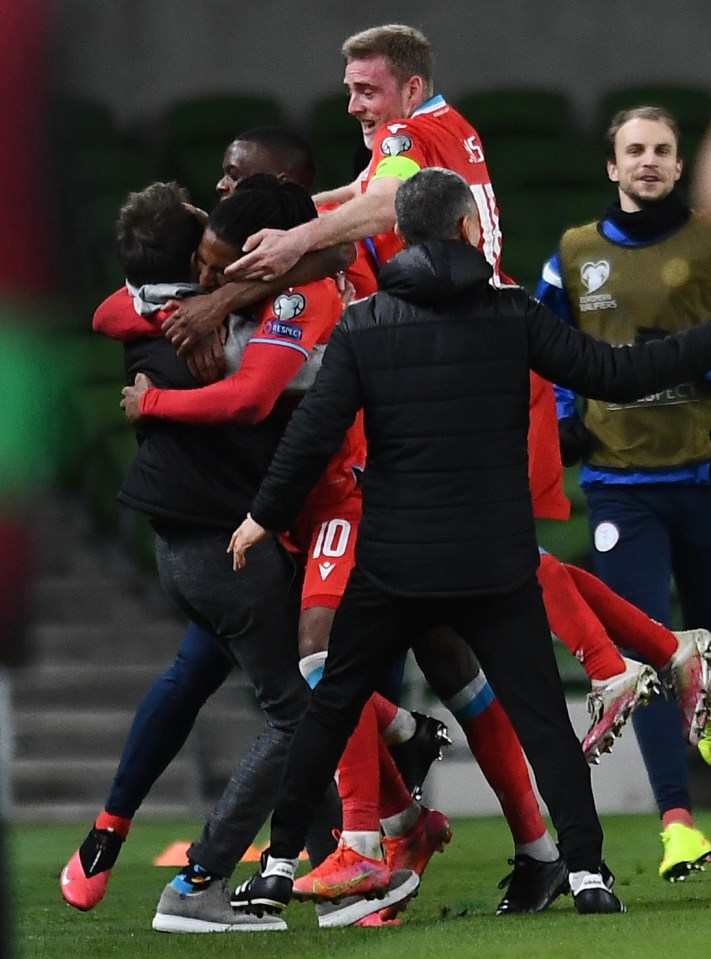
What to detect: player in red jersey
<box><xmin>223</xmin><ymin>26</ymin><xmax>507</xmax><ymax>288</ymax></box>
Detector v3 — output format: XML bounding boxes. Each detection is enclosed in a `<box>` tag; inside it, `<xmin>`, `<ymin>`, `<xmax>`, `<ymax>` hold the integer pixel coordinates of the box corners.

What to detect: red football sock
<box><xmin>336</xmin><ymin>697</ymin><xmax>381</xmax><ymax>832</ymax></box>
<box><xmin>563</xmin><ymin>563</ymin><xmax>676</xmax><ymax>669</ymax></box>
<box><xmin>95</xmin><ymin>810</ymin><xmax>132</xmax><ymax>839</ymax></box>
<box><xmin>662</xmin><ymin>807</ymin><xmax>693</xmax><ymax>829</ymax></box>
<box><xmin>371</xmin><ymin>692</ymin><xmax>399</xmax><ymax>732</ymax></box>
<box><xmin>377</xmin><ymin>737</ymin><xmax>414</xmax><ymax>819</ymax></box>
<box><xmin>537</xmin><ymin>551</ymin><xmax>626</xmax><ymax>681</ymax></box>
<box><xmin>461</xmin><ymin>698</ymin><xmax>546</xmax><ymax>844</ymax></box>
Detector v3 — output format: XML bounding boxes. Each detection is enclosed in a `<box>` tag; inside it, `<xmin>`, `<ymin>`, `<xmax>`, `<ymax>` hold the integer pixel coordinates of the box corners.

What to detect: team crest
<box><xmin>273</xmin><ymin>292</ymin><xmax>306</xmax><ymax>320</ymax></box>
<box><xmin>380</xmin><ymin>134</ymin><xmax>412</xmax><ymax>156</ymax></box>
<box><xmin>580</xmin><ymin>260</ymin><xmax>610</xmax><ymax>293</ymax></box>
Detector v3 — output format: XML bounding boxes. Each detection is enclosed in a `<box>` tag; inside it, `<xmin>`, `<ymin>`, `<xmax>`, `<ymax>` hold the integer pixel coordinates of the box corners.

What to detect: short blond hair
<box><xmin>342</xmin><ymin>24</ymin><xmax>434</xmax><ymax>99</ymax></box>
<box><xmin>605</xmin><ymin>106</ymin><xmax>681</xmax><ymax>161</ymax></box>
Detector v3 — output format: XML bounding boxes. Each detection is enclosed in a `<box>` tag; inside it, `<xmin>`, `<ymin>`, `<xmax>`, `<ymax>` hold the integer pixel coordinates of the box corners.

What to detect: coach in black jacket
<box><xmin>231</xmin><ymin>168</ymin><xmax>711</xmax><ymax>916</ymax></box>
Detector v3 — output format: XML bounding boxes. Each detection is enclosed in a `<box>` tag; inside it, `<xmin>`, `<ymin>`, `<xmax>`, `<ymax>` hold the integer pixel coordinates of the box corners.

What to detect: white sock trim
<box><xmin>382</xmin><ymin>709</ymin><xmax>417</xmax><ymax>745</ymax></box>
<box><xmin>298</xmin><ymin>651</ymin><xmax>327</xmax><ymax>682</ymax></box>
<box><xmin>263</xmin><ymin>856</ymin><xmax>299</xmax><ymax>880</ymax></box>
<box><xmin>569</xmin><ymin>870</ymin><xmax>605</xmax><ymax>895</ymax></box>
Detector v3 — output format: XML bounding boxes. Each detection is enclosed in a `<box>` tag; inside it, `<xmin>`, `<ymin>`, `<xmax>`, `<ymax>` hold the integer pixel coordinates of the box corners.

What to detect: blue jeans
<box><xmin>106</xmin><ymin>620</ymin><xmax>232</xmax><ymax>818</ymax></box>
<box><xmin>586</xmin><ymin>484</ymin><xmax>711</xmax><ymax>814</ymax></box>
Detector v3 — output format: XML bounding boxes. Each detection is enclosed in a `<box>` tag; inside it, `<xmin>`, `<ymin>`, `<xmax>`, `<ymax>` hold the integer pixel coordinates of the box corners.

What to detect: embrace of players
<box><xmin>59</xmin><ymin>22</ymin><xmax>711</xmax><ymax>932</ymax></box>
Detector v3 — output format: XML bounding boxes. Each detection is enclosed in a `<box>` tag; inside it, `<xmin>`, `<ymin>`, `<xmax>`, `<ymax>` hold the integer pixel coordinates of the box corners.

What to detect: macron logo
<box><xmin>319</xmin><ymin>562</ymin><xmax>336</xmax><ymax>581</ymax></box>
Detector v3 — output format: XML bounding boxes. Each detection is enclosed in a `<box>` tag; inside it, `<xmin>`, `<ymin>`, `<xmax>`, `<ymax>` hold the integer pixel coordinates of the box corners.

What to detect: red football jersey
<box><xmin>139</xmin><ymin>279</ymin><xmax>340</xmax><ymax>423</ymax></box>
<box><xmin>361</xmin><ymin>95</ymin><xmax>507</xmax><ymax>283</ymax></box>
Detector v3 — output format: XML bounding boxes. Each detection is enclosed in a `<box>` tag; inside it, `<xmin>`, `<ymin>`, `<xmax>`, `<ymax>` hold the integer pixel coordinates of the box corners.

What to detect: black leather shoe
<box><xmin>231</xmin><ymin>852</ymin><xmax>294</xmax><ymax>915</ymax></box>
<box><xmin>573</xmin><ymin>873</ymin><xmax>626</xmax><ymax>914</ymax></box>
<box><xmin>496</xmin><ymin>854</ymin><xmax>569</xmax><ymax>914</ymax></box>
<box><xmin>389</xmin><ymin>712</ymin><xmax>452</xmax><ymax>800</ymax></box>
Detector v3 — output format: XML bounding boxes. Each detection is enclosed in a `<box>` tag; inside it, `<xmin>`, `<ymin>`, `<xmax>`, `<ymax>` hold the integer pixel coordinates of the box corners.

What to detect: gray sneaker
<box><xmin>315</xmin><ymin>869</ymin><xmax>420</xmax><ymax>928</ymax></box>
<box><xmin>152</xmin><ymin>879</ymin><xmax>288</xmax><ymax>933</ymax></box>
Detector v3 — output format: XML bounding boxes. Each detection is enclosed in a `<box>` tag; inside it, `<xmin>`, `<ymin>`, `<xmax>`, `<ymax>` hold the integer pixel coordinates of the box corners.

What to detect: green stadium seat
<box><xmin>65</xmin><ymin>143</ymin><xmax>158</xmax><ymax>197</ymax></box>
<box><xmin>311</xmin><ymin>139</ymin><xmax>368</xmax><ymax>193</ymax></box>
<box><xmin>51</xmin><ymin>332</ymin><xmax>125</xmax><ymax>386</ymax></box>
<box><xmin>596</xmin><ymin>85</ymin><xmax>711</xmax><ymax>141</ymax></box>
<box><xmin>307</xmin><ymin>92</ymin><xmax>359</xmax><ymax>142</ymax></box>
<box><xmin>50</xmin><ymin>97</ymin><xmax>121</xmax><ymax>148</ymax></box>
<box><xmin>55</xmin><ymin>374</ymin><xmax>128</xmax><ymax>488</ymax></box>
<box><xmin>170</xmin><ymin>143</ymin><xmax>225</xmax><ymax>211</ymax></box>
<box><xmin>485</xmin><ymin>135</ymin><xmax>607</xmax><ymax>191</ymax></box>
<box><xmin>306</xmin><ymin>92</ymin><xmax>368</xmax><ymax>191</ymax></box>
<box><xmin>456</xmin><ymin>88</ymin><xmax>578</xmax><ymax>138</ymax></box>
<box><xmin>162</xmin><ymin>93</ymin><xmax>286</xmax><ymax>153</ymax></box>
<box><xmin>79</xmin><ymin>424</ymin><xmax>136</xmax><ymax>538</ymax></box>
<box><xmin>499</xmin><ymin>234</ymin><xmax>555</xmax><ymax>290</ymax></box>
<box><xmin>498</xmin><ymin>185</ymin><xmax>615</xmax><ymax>249</ymax></box>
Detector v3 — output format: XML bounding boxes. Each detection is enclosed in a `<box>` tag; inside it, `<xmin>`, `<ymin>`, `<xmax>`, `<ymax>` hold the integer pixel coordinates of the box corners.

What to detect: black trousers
<box><xmin>270</xmin><ymin>565</ymin><xmax>604</xmax><ymax>873</ymax></box>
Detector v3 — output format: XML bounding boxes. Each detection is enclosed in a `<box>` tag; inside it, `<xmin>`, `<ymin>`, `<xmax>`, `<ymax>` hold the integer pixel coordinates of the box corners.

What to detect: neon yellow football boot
<box><xmin>659</xmin><ymin>822</ymin><xmax>711</xmax><ymax>882</ymax></box>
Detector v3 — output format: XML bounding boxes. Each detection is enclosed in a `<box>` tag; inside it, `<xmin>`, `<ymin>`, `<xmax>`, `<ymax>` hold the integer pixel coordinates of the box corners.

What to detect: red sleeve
<box><xmin>528</xmin><ymin>372</ymin><xmax>570</xmax><ymax>521</ymax></box>
<box><xmin>93</xmin><ymin>288</ymin><xmax>166</xmax><ymax>341</ymax></box>
<box><xmin>139</xmin><ymin>279</ymin><xmax>341</xmax><ymax>424</ymax></box>
<box><xmin>140</xmin><ymin>341</ymin><xmax>305</xmax><ymax>423</ymax></box>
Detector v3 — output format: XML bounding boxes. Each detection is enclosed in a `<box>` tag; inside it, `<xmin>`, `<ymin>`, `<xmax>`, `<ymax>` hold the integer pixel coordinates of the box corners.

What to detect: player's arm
<box><xmin>93</xmin><ymin>288</ymin><xmax>164</xmax><ymax>341</ymax></box>
<box><xmin>311</xmin><ymin>179</ymin><xmax>360</xmax><ymax>208</ymax></box>
<box><xmin>691</xmin><ymin>122</ymin><xmax>711</xmax><ymax>216</ymax></box>
<box><xmin>162</xmin><ymin>244</ymin><xmax>354</xmax><ymax>353</ymax></box>
<box><xmin>535</xmin><ymin>249</ymin><xmax>580</xmax><ymax>419</ymax></box>
<box><xmin>124</xmin><ymin>341</ymin><xmax>306</xmax><ymax>425</ymax></box>
<box><xmin>534</xmin><ymin>249</ymin><xmax>589</xmax><ymax>461</ymax></box>
<box><xmin>125</xmin><ymin>284</ymin><xmax>338</xmax><ymax>425</ymax></box>
<box><xmin>226</xmin><ymin>176</ymin><xmax>402</xmax><ymax>282</ymax></box>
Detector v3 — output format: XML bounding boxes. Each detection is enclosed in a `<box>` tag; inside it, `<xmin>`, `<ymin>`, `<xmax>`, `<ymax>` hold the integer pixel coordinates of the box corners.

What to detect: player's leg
<box><xmin>151</xmin><ymin>529</ymin><xmax>320</xmax><ymax>931</ymax></box>
<box><xmin>449</xmin><ymin>576</ymin><xmax>624</xmax><ymax>914</ymax></box>
<box><xmin>537</xmin><ymin>550</ymin><xmax>658</xmax><ymax>762</ymax></box>
<box><xmin>286</xmin><ymin>511</ymin><xmax>421</xmax><ymax>923</ymax></box>
<box><xmin>60</xmin><ymin>621</ymin><xmax>232</xmax><ymax>911</ymax></box>
<box><xmin>232</xmin><ymin>566</ymin><xmax>421</xmax><ymax>915</ymax></box>
<box><xmin>413</xmin><ymin>627</ymin><xmax>563</xmax><ymax>914</ymax></box>
<box><xmin>586</xmin><ymin>485</ymin><xmax>708</xmax><ymax>881</ymax></box>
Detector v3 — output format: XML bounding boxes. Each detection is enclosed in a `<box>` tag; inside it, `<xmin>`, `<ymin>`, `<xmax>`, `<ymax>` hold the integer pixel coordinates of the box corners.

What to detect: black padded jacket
<box><xmin>118</xmin><ymin>335</ymin><xmax>290</xmax><ymax>529</ymax></box>
<box><xmin>249</xmin><ymin>240</ymin><xmax>711</xmax><ymax>597</ymax></box>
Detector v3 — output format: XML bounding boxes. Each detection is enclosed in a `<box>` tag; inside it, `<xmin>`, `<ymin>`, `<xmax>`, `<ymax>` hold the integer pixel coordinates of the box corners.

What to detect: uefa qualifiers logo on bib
<box><xmin>579</xmin><ymin>260</ymin><xmax>616</xmax><ymax>312</ymax></box>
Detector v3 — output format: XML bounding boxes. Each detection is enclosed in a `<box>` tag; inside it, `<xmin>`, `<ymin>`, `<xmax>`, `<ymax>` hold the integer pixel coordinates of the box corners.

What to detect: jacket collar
<box><xmin>378</xmin><ymin>240</ymin><xmax>492</xmax><ymax>305</ymax></box>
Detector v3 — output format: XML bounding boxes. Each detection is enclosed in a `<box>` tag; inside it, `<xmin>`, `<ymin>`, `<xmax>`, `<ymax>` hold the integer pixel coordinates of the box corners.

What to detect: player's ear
<box><xmin>394</xmin><ymin>221</ymin><xmax>406</xmax><ymax>246</ymax></box>
<box><xmin>459</xmin><ymin>212</ymin><xmax>480</xmax><ymax>246</ymax></box>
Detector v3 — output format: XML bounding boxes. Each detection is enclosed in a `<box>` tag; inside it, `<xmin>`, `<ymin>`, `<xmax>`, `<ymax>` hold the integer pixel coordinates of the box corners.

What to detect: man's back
<box><xmin>252</xmin><ymin>237</ymin><xmax>711</xmax><ymax>600</ymax></box>
<box><xmin>256</xmin><ymin>240</ymin><xmax>539</xmax><ymax>598</ymax></box>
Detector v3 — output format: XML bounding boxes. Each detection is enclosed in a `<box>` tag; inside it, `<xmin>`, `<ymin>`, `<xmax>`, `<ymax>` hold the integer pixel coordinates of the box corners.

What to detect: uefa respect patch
<box><xmin>264</xmin><ymin>319</ymin><xmax>303</xmax><ymax>340</ymax></box>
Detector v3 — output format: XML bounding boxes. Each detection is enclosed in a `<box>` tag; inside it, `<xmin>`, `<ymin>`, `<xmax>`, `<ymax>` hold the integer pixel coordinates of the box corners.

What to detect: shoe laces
<box><xmin>497</xmin><ymin>856</ymin><xmax>523</xmax><ymax>890</ymax></box>
<box><xmin>586</xmin><ymin>689</ymin><xmax>605</xmax><ymax>724</ymax></box>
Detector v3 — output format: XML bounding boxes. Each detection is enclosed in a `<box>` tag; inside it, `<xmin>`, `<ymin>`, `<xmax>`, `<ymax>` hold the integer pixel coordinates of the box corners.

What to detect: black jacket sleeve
<box><xmin>525</xmin><ymin>297</ymin><xmax>711</xmax><ymax>402</ymax></box>
<box><xmin>249</xmin><ymin>320</ymin><xmax>363</xmax><ymax>532</ymax></box>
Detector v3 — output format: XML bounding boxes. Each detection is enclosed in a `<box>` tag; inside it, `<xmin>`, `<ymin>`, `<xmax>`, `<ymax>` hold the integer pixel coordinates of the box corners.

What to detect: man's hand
<box><xmin>161</xmin><ymin>293</ymin><xmax>230</xmax><ymax>353</ymax></box>
<box><xmin>183</xmin><ymin>328</ymin><xmax>226</xmax><ymax>384</ymax></box>
<box><xmin>121</xmin><ymin>372</ymin><xmax>154</xmax><ymax>423</ymax></box>
<box><xmin>558</xmin><ymin>416</ymin><xmax>593</xmax><ymax>467</ymax></box>
<box><xmin>335</xmin><ymin>271</ymin><xmax>356</xmax><ymax>309</ymax></box>
<box><xmin>228</xmin><ymin>514</ymin><xmax>270</xmax><ymax>570</ymax></box>
<box><xmin>225</xmin><ymin>228</ymin><xmax>308</xmax><ymax>282</ymax></box>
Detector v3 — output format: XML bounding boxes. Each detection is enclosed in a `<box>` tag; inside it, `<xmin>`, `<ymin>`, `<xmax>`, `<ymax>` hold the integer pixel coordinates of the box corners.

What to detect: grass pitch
<box><xmin>12</xmin><ymin>812</ymin><xmax>711</xmax><ymax>959</ymax></box>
